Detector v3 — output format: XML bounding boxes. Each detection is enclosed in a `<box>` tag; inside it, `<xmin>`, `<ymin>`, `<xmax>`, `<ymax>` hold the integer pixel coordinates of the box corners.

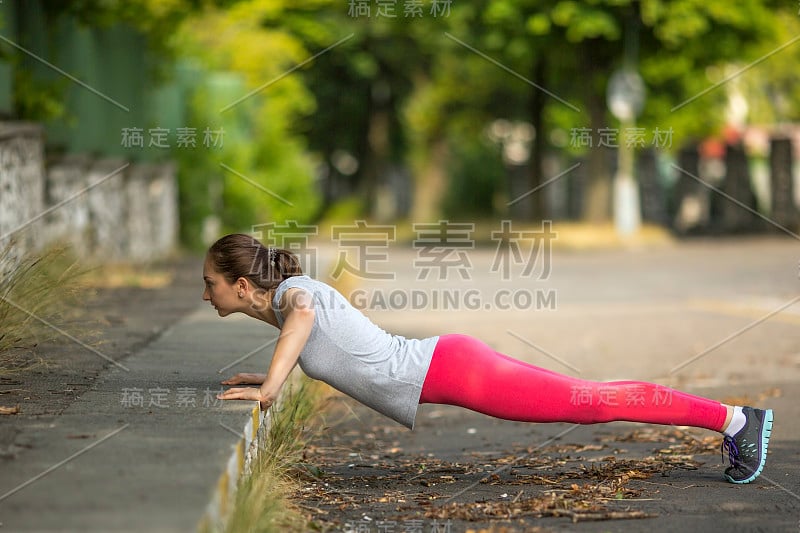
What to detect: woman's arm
<box><xmin>217</xmin><ymin>287</ymin><xmax>315</xmax><ymax>409</ymax></box>
<box><xmin>257</xmin><ymin>287</ymin><xmax>315</xmax><ymax>404</ymax></box>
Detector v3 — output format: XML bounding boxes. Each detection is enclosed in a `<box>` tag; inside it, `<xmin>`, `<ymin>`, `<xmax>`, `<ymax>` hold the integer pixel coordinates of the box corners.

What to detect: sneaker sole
<box><xmin>725</xmin><ymin>408</ymin><xmax>773</xmax><ymax>484</ymax></box>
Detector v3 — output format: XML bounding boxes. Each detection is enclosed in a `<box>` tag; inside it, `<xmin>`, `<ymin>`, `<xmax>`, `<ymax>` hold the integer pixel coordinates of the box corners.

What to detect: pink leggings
<box><xmin>419</xmin><ymin>334</ymin><xmax>728</xmax><ymax>432</ymax></box>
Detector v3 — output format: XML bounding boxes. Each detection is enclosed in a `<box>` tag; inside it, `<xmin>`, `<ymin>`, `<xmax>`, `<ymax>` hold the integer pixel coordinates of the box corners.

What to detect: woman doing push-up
<box><xmin>204</xmin><ymin>233</ymin><xmax>773</xmax><ymax>484</ymax></box>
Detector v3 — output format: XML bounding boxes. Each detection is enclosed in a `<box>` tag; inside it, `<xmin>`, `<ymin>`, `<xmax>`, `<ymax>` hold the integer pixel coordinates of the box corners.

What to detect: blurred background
<box><xmin>1</xmin><ymin>0</ymin><xmax>799</xmax><ymax>259</ymax></box>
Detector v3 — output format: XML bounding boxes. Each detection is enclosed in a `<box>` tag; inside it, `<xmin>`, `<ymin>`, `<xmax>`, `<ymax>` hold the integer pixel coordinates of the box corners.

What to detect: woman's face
<box><xmin>202</xmin><ymin>256</ymin><xmax>240</xmax><ymax>317</ymax></box>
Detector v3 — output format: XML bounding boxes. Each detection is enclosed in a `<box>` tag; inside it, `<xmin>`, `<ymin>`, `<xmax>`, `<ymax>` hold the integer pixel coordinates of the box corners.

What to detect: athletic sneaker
<box><xmin>721</xmin><ymin>406</ymin><xmax>773</xmax><ymax>484</ymax></box>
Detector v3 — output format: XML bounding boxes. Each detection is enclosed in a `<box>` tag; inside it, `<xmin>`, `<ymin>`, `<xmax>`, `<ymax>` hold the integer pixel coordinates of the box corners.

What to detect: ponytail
<box><xmin>207</xmin><ymin>234</ymin><xmax>304</xmax><ymax>291</ymax></box>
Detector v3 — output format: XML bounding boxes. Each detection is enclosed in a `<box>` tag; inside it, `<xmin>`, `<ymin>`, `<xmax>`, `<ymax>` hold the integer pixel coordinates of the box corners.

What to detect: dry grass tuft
<box><xmin>223</xmin><ymin>377</ymin><xmax>328</xmax><ymax>533</ymax></box>
<box><xmin>0</xmin><ymin>241</ymin><xmax>85</xmax><ymax>375</ymax></box>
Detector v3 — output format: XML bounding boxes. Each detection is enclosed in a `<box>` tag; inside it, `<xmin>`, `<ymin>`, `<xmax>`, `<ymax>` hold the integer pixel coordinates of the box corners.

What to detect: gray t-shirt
<box><xmin>272</xmin><ymin>275</ymin><xmax>439</xmax><ymax>429</ymax></box>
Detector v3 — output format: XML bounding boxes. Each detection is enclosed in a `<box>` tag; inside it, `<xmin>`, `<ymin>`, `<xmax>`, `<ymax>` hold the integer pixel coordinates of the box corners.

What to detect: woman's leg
<box><xmin>420</xmin><ymin>334</ymin><xmax>728</xmax><ymax>432</ymax></box>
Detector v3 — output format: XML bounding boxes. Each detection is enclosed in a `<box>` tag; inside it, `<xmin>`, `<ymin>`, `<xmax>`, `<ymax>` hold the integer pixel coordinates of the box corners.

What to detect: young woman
<box><xmin>205</xmin><ymin>233</ymin><xmax>773</xmax><ymax>484</ymax></box>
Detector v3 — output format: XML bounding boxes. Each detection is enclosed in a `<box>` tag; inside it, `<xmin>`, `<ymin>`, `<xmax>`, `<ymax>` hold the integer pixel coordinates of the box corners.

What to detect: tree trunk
<box><xmin>583</xmin><ymin>90</ymin><xmax>612</xmax><ymax>222</ymax></box>
<box><xmin>362</xmin><ymin>108</ymin><xmax>390</xmax><ymax>218</ymax></box>
<box><xmin>411</xmin><ymin>138</ymin><xmax>448</xmax><ymax>221</ymax></box>
<box><xmin>671</xmin><ymin>144</ymin><xmax>709</xmax><ymax>234</ymax></box>
<box><xmin>528</xmin><ymin>58</ymin><xmax>547</xmax><ymax>221</ymax></box>
<box><xmin>770</xmin><ymin>137</ymin><xmax>798</xmax><ymax>231</ymax></box>
<box><xmin>720</xmin><ymin>142</ymin><xmax>758</xmax><ymax>233</ymax></box>
<box><xmin>637</xmin><ymin>147</ymin><xmax>667</xmax><ymax>225</ymax></box>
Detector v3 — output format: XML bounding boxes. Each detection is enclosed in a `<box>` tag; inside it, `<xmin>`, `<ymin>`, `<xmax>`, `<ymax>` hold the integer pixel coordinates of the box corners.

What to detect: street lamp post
<box><xmin>607</xmin><ymin>68</ymin><xmax>645</xmax><ymax>236</ymax></box>
<box><xmin>607</xmin><ymin>13</ymin><xmax>645</xmax><ymax>237</ymax></box>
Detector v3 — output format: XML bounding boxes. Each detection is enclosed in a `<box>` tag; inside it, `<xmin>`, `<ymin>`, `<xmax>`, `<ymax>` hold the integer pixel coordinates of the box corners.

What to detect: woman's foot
<box><xmin>722</xmin><ymin>407</ymin><xmax>773</xmax><ymax>484</ymax></box>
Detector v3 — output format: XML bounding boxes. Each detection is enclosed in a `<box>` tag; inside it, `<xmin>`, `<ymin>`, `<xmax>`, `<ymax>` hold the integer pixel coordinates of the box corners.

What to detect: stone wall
<box><xmin>0</xmin><ymin>122</ymin><xmax>46</xmax><ymax>265</ymax></box>
<box><xmin>0</xmin><ymin>121</ymin><xmax>178</xmax><ymax>268</ymax></box>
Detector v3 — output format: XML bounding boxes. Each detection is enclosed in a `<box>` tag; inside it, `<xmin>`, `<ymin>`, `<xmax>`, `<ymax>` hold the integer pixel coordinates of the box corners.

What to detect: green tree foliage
<box><xmin>3</xmin><ymin>0</ymin><xmax>197</xmax><ymax>121</ymax></box>
<box><xmin>441</xmin><ymin>136</ymin><xmax>505</xmax><ymax>219</ymax></box>
<box><xmin>174</xmin><ymin>0</ymin><xmax>322</xmax><ymax>247</ymax></box>
<box><xmin>6</xmin><ymin>0</ymin><xmax>799</xmax><ymax>230</ymax></box>
<box><xmin>285</xmin><ymin>3</ymin><xmax>432</xmax><ymax>219</ymax></box>
<box><xmin>404</xmin><ymin>0</ymin><xmax>789</xmax><ymax>220</ymax></box>
<box><xmin>720</xmin><ymin>6</ymin><xmax>800</xmax><ymax>128</ymax></box>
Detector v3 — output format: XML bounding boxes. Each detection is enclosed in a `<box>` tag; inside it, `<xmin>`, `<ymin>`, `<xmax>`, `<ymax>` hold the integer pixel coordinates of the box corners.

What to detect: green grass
<box><xmin>0</xmin><ymin>241</ymin><xmax>83</xmax><ymax>374</ymax></box>
<box><xmin>222</xmin><ymin>377</ymin><xmax>328</xmax><ymax>533</ymax></box>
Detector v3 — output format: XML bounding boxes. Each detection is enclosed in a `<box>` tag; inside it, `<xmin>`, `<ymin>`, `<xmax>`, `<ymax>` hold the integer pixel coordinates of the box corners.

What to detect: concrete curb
<box><xmin>199</xmin><ymin>403</ymin><xmax>269</xmax><ymax>532</ymax></box>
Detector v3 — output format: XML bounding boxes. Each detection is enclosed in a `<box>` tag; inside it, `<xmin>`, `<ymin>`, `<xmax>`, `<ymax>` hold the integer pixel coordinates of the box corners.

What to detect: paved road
<box><xmin>306</xmin><ymin>236</ymin><xmax>800</xmax><ymax>532</ymax></box>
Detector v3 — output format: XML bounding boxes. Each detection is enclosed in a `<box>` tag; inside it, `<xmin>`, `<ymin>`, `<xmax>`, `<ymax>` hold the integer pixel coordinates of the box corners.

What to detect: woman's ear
<box><xmin>236</xmin><ymin>277</ymin><xmax>249</xmax><ymax>296</ymax></box>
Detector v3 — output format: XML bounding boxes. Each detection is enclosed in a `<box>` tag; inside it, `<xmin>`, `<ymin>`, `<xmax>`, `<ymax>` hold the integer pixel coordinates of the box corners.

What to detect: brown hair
<box><xmin>206</xmin><ymin>233</ymin><xmax>303</xmax><ymax>291</ymax></box>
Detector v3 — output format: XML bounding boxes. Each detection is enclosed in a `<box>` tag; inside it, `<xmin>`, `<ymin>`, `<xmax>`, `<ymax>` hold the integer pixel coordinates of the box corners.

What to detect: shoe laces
<box><xmin>721</xmin><ymin>435</ymin><xmax>740</xmax><ymax>467</ymax></box>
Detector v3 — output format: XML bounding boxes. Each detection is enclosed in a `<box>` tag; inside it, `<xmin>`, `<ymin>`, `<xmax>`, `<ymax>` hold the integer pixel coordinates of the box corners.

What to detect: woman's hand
<box><xmin>221</xmin><ymin>373</ymin><xmax>267</xmax><ymax>386</ymax></box>
<box><xmin>217</xmin><ymin>288</ymin><xmax>313</xmax><ymax>412</ymax></box>
<box><xmin>216</xmin><ymin>386</ymin><xmax>275</xmax><ymax>410</ymax></box>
